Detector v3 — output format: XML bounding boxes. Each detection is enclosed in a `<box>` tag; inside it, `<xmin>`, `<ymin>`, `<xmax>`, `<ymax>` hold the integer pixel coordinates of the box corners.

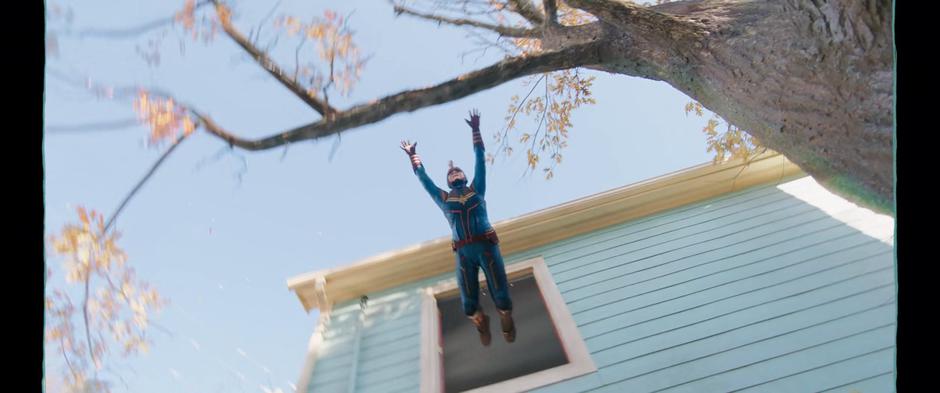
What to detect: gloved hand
<box><xmin>400</xmin><ymin>140</ymin><xmax>418</xmax><ymax>156</ymax></box>
<box><xmin>465</xmin><ymin>109</ymin><xmax>481</xmax><ymax>130</ymax></box>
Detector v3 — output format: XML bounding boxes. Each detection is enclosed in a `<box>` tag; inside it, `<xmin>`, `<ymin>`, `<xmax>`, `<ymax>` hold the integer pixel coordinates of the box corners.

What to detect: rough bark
<box><xmin>206</xmin><ymin>0</ymin><xmax>893</xmax><ymax>214</ymax></box>
<box><xmin>566</xmin><ymin>0</ymin><xmax>893</xmax><ymax>213</ymax></box>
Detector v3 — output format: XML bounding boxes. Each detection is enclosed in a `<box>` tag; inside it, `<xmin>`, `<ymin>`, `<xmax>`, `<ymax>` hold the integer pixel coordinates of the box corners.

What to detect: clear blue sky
<box><xmin>43</xmin><ymin>1</ymin><xmax>714</xmax><ymax>392</ymax></box>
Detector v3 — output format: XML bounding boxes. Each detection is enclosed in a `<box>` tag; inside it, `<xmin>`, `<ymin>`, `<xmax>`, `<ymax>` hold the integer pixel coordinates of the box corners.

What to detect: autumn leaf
<box><xmin>496</xmin><ymin>67</ymin><xmax>594</xmax><ymax>179</ymax></box>
<box><xmin>275</xmin><ymin>10</ymin><xmax>367</xmax><ymax>98</ymax></box>
<box><xmin>133</xmin><ymin>91</ymin><xmax>197</xmax><ymax>146</ymax></box>
<box><xmin>174</xmin><ymin>0</ymin><xmax>219</xmax><ymax>43</ymax></box>
<box><xmin>683</xmin><ymin>99</ymin><xmax>765</xmax><ymax>163</ymax></box>
<box><xmin>703</xmin><ymin>117</ymin><xmax>764</xmax><ymax>164</ymax></box>
<box><xmin>527</xmin><ymin>149</ymin><xmax>539</xmax><ymax>168</ymax></box>
<box><xmin>46</xmin><ymin>206</ymin><xmax>166</xmax><ymax>393</ymax></box>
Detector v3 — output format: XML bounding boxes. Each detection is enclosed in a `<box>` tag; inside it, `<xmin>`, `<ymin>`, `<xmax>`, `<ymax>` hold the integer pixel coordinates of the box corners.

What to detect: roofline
<box><xmin>287</xmin><ymin>152</ymin><xmax>804</xmax><ymax>312</ymax></box>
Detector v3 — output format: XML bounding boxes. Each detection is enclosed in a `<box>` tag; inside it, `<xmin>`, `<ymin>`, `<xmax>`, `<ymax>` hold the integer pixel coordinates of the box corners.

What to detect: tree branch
<box><xmin>393</xmin><ymin>4</ymin><xmax>540</xmax><ymax>37</ymax></box>
<box><xmin>103</xmin><ymin>133</ymin><xmax>194</xmax><ymax>234</ymax></box>
<box><xmin>543</xmin><ymin>0</ymin><xmax>559</xmax><ymax>26</ymax></box>
<box><xmin>83</xmin><ymin>273</ymin><xmax>98</xmax><ymax>373</ymax></box>
<box><xmin>465</xmin><ymin>29</ymin><xmax>518</xmax><ymax>56</ymax></box>
<box><xmin>46</xmin><ymin>118</ymin><xmax>140</xmax><ymax>134</ymax></box>
<box><xmin>59</xmin><ymin>334</ymin><xmax>81</xmax><ymax>385</ymax></box>
<box><xmin>195</xmin><ymin>41</ymin><xmax>606</xmax><ymax>151</ymax></box>
<box><xmin>212</xmin><ymin>2</ymin><xmax>338</xmax><ymax>117</ymax></box>
<box><xmin>497</xmin><ymin>74</ymin><xmax>544</xmax><ymax>155</ymax></box>
<box><xmin>60</xmin><ymin>0</ymin><xmax>213</xmax><ymax>39</ymax></box>
<box><xmin>564</xmin><ymin>0</ymin><xmax>695</xmax><ymax>36</ymax></box>
<box><xmin>506</xmin><ymin>0</ymin><xmax>545</xmax><ymax>25</ymax></box>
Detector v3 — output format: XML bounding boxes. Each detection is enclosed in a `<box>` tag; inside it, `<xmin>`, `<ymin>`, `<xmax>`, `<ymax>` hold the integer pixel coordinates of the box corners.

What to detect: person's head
<box><xmin>447</xmin><ymin>161</ymin><xmax>467</xmax><ymax>188</ymax></box>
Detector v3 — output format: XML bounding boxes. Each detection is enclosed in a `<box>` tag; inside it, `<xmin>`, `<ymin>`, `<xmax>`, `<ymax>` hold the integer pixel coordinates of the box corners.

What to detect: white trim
<box><xmin>289</xmin><ymin>153</ymin><xmax>804</xmax><ymax>311</ymax></box>
<box><xmin>420</xmin><ymin>257</ymin><xmax>597</xmax><ymax>393</ymax></box>
<box><xmin>295</xmin><ymin>310</ymin><xmax>330</xmax><ymax>393</ymax></box>
<box><xmin>345</xmin><ymin>304</ymin><xmax>367</xmax><ymax>393</ymax></box>
<box><xmin>314</xmin><ymin>276</ymin><xmax>331</xmax><ymax>312</ymax></box>
<box><xmin>420</xmin><ymin>288</ymin><xmax>444</xmax><ymax>393</ymax></box>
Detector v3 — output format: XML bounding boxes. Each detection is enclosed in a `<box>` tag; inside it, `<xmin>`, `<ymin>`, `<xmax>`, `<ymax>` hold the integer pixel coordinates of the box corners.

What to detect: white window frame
<box><xmin>420</xmin><ymin>256</ymin><xmax>597</xmax><ymax>393</ymax></box>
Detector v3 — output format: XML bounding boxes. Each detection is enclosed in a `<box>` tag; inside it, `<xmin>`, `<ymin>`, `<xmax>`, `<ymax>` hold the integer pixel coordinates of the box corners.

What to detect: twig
<box><xmin>45</xmin><ymin>119</ymin><xmax>141</xmax><ymax>134</ymax></box>
<box><xmin>103</xmin><ymin>133</ymin><xmax>194</xmax><ymax>233</ymax></box>
<box><xmin>62</xmin><ymin>0</ymin><xmax>212</xmax><ymax>40</ymax></box>
<box><xmin>393</xmin><ymin>4</ymin><xmax>538</xmax><ymax>37</ymax></box>
<box><xmin>498</xmin><ymin>74</ymin><xmax>544</xmax><ymax>156</ymax></box>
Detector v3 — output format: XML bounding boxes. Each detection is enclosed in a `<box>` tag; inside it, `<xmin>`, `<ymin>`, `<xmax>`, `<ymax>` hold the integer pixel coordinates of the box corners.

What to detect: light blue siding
<box><xmin>820</xmin><ymin>371</ymin><xmax>895</xmax><ymax>393</ymax></box>
<box><xmin>303</xmin><ymin>179</ymin><xmax>896</xmax><ymax>393</ymax></box>
<box><xmin>305</xmin><ymin>290</ymin><xmax>424</xmax><ymax>393</ymax></box>
<box><xmin>735</xmin><ymin>347</ymin><xmax>894</xmax><ymax>392</ymax></box>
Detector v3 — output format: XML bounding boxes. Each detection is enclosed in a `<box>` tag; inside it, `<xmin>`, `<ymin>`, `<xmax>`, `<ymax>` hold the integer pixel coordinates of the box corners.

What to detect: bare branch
<box><xmin>195</xmin><ymin>41</ymin><xmax>605</xmax><ymax>151</ymax></box>
<box><xmin>293</xmin><ymin>37</ymin><xmax>307</xmax><ymax>81</ymax></box>
<box><xmin>59</xmin><ymin>338</ymin><xmax>80</xmax><ymax>384</ymax></box>
<box><xmin>393</xmin><ymin>4</ymin><xmax>540</xmax><ymax>37</ymax></box>
<box><xmin>83</xmin><ymin>274</ymin><xmax>98</xmax><ymax>374</ymax></box>
<box><xmin>46</xmin><ymin>118</ymin><xmax>140</xmax><ymax>134</ymax></box>
<box><xmin>564</xmin><ymin>0</ymin><xmax>691</xmax><ymax>35</ymax></box>
<box><xmin>464</xmin><ymin>29</ymin><xmax>517</xmax><ymax>56</ymax></box>
<box><xmin>60</xmin><ymin>1</ymin><xmax>212</xmax><ymax>40</ymax></box>
<box><xmin>68</xmin><ymin>18</ymin><xmax>173</xmax><ymax>39</ymax></box>
<box><xmin>506</xmin><ymin>0</ymin><xmax>545</xmax><ymax>25</ymax></box>
<box><xmin>46</xmin><ymin>67</ymin><xmax>178</xmax><ymax>104</ymax></box>
<box><xmin>425</xmin><ymin>0</ymin><xmax>502</xmax><ymax>15</ymax></box>
<box><xmin>103</xmin><ymin>133</ymin><xmax>194</xmax><ymax>233</ymax></box>
<box><xmin>534</xmin><ymin>75</ymin><xmax>549</xmax><ymax>152</ymax></box>
<box><xmin>498</xmin><ymin>75</ymin><xmax>544</xmax><ymax>155</ymax></box>
<box><xmin>43</xmin><ymin>73</ymin><xmax>200</xmax><ymax>235</ymax></box>
<box><xmin>520</xmin><ymin>75</ymin><xmax>549</xmax><ymax>178</ymax></box>
<box><xmin>430</xmin><ymin>3</ymin><xmax>505</xmax><ymax>17</ymax></box>
<box><xmin>543</xmin><ymin>0</ymin><xmax>559</xmax><ymax>26</ymax></box>
<box><xmin>255</xmin><ymin>0</ymin><xmax>284</xmax><ymax>39</ymax></box>
<box><xmin>212</xmin><ymin>2</ymin><xmax>338</xmax><ymax>116</ymax></box>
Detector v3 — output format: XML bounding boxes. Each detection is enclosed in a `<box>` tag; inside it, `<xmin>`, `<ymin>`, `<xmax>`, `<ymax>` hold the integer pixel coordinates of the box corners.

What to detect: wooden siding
<box><xmin>301</xmin><ymin>177</ymin><xmax>895</xmax><ymax>393</ymax></box>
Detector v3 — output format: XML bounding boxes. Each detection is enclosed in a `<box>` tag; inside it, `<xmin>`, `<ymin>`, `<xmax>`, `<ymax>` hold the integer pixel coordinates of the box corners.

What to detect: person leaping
<box><xmin>400</xmin><ymin>109</ymin><xmax>515</xmax><ymax>346</ymax></box>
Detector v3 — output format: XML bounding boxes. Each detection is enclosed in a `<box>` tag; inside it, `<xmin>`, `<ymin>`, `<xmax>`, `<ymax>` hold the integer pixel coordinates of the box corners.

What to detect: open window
<box><xmin>420</xmin><ymin>257</ymin><xmax>596</xmax><ymax>393</ymax></box>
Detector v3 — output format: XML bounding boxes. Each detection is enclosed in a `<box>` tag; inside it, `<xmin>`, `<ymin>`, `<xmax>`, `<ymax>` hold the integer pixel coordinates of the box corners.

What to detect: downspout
<box><xmin>346</xmin><ymin>295</ymin><xmax>369</xmax><ymax>393</ymax></box>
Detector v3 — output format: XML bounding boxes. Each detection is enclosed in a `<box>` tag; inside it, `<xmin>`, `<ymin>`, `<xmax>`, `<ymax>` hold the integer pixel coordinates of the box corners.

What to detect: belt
<box><xmin>452</xmin><ymin>230</ymin><xmax>499</xmax><ymax>252</ymax></box>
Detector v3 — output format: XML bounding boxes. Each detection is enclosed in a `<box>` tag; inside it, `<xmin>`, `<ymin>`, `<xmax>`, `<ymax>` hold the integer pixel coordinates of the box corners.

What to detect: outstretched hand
<box><xmin>400</xmin><ymin>140</ymin><xmax>417</xmax><ymax>156</ymax></box>
<box><xmin>465</xmin><ymin>109</ymin><xmax>481</xmax><ymax>130</ymax></box>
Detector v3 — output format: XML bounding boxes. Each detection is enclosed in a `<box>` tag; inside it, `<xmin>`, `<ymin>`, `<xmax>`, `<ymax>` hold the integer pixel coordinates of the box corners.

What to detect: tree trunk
<box><xmin>201</xmin><ymin>0</ymin><xmax>894</xmax><ymax>214</ymax></box>
<box><xmin>575</xmin><ymin>0</ymin><xmax>893</xmax><ymax>214</ymax></box>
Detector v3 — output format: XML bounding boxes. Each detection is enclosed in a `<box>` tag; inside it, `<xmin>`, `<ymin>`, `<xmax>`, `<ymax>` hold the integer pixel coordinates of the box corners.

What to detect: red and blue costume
<box><xmin>401</xmin><ymin>110</ymin><xmax>515</xmax><ymax>345</ymax></box>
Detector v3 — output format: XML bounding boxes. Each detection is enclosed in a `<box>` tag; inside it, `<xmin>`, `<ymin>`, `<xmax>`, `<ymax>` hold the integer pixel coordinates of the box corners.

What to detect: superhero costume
<box><xmin>401</xmin><ymin>110</ymin><xmax>515</xmax><ymax>345</ymax></box>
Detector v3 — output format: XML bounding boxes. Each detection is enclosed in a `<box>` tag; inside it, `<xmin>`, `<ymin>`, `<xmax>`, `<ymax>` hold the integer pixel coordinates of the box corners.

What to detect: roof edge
<box><xmin>288</xmin><ymin>152</ymin><xmax>803</xmax><ymax>312</ymax></box>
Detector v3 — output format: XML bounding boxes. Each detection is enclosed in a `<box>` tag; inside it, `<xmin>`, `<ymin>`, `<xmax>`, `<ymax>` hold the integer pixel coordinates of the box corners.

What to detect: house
<box><xmin>286</xmin><ymin>152</ymin><xmax>895</xmax><ymax>393</ymax></box>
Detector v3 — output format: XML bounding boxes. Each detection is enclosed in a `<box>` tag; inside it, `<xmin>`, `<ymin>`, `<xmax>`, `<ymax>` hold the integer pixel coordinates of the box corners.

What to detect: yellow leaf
<box><xmin>77</xmin><ymin>206</ymin><xmax>89</xmax><ymax>225</ymax></box>
<box><xmin>527</xmin><ymin>150</ymin><xmax>539</xmax><ymax>168</ymax></box>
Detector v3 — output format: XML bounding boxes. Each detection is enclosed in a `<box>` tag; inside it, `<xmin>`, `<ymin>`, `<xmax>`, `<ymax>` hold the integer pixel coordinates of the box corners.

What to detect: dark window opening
<box><xmin>437</xmin><ymin>274</ymin><xmax>569</xmax><ymax>393</ymax></box>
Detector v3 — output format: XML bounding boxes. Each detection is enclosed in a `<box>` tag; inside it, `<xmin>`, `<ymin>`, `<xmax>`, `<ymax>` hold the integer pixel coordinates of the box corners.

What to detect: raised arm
<box><xmin>465</xmin><ymin>109</ymin><xmax>486</xmax><ymax>196</ymax></box>
<box><xmin>401</xmin><ymin>140</ymin><xmax>446</xmax><ymax>206</ymax></box>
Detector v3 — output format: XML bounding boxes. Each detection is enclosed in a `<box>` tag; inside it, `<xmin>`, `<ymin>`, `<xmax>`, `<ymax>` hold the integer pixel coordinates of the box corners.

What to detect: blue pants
<box><xmin>455</xmin><ymin>241</ymin><xmax>512</xmax><ymax>316</ymax></box>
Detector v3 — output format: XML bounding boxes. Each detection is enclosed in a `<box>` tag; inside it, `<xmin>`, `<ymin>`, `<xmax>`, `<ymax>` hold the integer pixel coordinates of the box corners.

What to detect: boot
<box><xmin>498</xmin><ymin>309</ymin><xmax>516</xmax><ymax>343</ymax></box>
<box><xmin>469</xmin><ymin>310</ymin><xmax>492</xmax><ymax>346</ymax></box>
